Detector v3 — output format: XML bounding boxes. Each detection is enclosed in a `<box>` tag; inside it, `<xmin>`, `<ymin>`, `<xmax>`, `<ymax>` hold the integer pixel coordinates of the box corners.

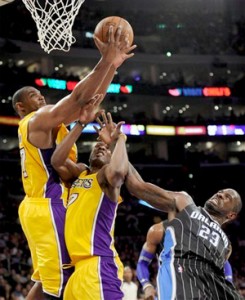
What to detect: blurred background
<box><xmin>0</xmin><ymin>0</ymin><xmax>245</xmax><ymax>299</ymax></box>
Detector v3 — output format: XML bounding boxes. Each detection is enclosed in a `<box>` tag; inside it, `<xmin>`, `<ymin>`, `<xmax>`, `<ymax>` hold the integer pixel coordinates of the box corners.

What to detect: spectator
<box><xmin>121</xmin><ymin>266</ymin><xmax>138</xmax><ymax>300</ymax></box>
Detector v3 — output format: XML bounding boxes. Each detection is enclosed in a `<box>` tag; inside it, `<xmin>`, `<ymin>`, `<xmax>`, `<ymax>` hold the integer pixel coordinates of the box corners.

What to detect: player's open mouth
<box><xmin>210</xmin><ymin>197</ymin><xmax>218</xmax><ymax>205</ymax></box>
<box><xmin>96</xmin><ymin>151</ymin><xmax>105</xmax><ymax>157</ymax></box>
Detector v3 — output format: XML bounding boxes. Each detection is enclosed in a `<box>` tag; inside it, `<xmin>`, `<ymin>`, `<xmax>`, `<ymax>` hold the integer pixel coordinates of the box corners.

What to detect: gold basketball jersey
<box><xmin>65</xmin><ymin>170</ymin><xmax>122</xmax><ymax>265</ymax></box>
<box><xmin>18</xmin><ymin>112</ymin><xmax>77</xmax><ymax>297</ymax></box>
<box><xmin>18</xmin><ymin>112</ymin><xmax>77</xmax><ymax>201</ymax></box>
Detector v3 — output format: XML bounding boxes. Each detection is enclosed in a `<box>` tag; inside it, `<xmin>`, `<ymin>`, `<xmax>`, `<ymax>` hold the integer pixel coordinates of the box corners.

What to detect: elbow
<box><xmin>51</xmin><ymin>156</ymin><xmax>59</xmax><ymax>171</ymax></box>
<box><xmin>125</xmin><ymin>178</ymin><xmax>142</xmax><ymax>197</ymax></box>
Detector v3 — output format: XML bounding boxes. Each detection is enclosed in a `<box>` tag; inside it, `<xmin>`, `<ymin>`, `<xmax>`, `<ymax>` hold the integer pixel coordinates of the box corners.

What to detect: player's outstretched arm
<box><xmin>51</xmin><ymin>96</ymin><xmax>101</xmax><ymax>182</ymax></box>
<box><xmin>34</xmin><ymin>26</ymin><xmax>136</xmax><ymax>130</ymax></box>
<box><xmin>125</xmin><ymin>164</ymin><xmax>193</xmax><ymax>213</ymax></box>
<box><xmin>96</xmin><ymin>112</ymin><xmax>129</xmax><ymax>191</ymax></box>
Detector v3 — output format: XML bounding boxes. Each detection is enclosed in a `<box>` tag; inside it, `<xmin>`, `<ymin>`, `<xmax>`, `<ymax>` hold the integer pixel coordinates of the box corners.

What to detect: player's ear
<box><xmin>15</xmin><ymin>101</ymin><xmax>24</xmax><ymax>112</ymax></box>
<box><xmin>227</xmin><ymin>212</ymin><xmax>237</xmax><ymax>221</ymax></box>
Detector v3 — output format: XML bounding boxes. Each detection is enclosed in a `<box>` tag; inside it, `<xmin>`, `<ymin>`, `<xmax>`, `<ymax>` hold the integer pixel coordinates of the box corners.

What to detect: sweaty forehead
<box><xmin>224</xmin><ymin>188</ymin><xmax>236</xmax><ymax>197</ymax></box>
<box><xmin>223</xmin><ymin>189</ymin><xmax>240</xmax><ymax>206</ymax></box>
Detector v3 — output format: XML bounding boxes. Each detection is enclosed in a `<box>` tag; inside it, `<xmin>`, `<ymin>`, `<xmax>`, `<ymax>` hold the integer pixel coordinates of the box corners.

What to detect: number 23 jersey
<box><xmin>161</xmin><ymin>203</ymin><xmax>230</xmax><ymax>270</ymax></box>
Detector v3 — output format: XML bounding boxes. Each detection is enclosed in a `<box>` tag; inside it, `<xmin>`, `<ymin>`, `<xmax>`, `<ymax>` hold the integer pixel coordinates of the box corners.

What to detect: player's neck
<box><xmin>208</xmin><ymin>211</ymin><xmax>226</xmax><ymax>225</ymax></box>
<box><xmin>211</xmin><ymin>215</ymin><xmax>225</xmax><ymax>225</ymax></box>
<box><xmin>88</xmin><ymin>166</ymin><xmax>101</xmax><ymax>174</ymax></box>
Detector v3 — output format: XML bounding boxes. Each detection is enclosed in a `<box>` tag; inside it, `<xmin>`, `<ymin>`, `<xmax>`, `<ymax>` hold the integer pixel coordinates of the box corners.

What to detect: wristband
<box><xmin>142</xmin><ymin>283</ymin><xmax>154</xmax><ymax>291</ymax></box>
<box><xmin>76</xmin><ymin>120</ymin><xmax>86</xmax><ymax>128</ymax></box>
<box><xmin>118</xmin><ymin>133</ymin><xmax>127</xmax><ymax>142</ymax></box>
<box><xmin>137</xmin><ymin>249</ymin><xmax>155</xmax><ymax>287</ymax></box>
<box><xmin>224</xmin><ymin>260</ymin><xmax>233</xmax><ymax>283</ymax></box>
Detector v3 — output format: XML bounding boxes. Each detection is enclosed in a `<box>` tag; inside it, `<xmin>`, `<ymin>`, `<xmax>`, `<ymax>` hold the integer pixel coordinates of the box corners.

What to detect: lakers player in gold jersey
<box><xmin>12</xmin><ymin>26</ymin><xmax>136</xmax><ymax>300</ymax></box>
<box><xmin>51</xmin><ymin>111</ymin><xmax>129</xmax><ymax>300</ymax></box>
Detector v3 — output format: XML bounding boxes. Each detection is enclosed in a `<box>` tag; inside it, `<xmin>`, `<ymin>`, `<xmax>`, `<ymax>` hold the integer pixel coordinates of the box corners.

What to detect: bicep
<box><xmin>103</xmin><ymin>165</ymin><xmax>126</xmax><ymax>188</ymax></box>
<box><xmin>144</xmin><ymin>225</ymin><xmax>164</xmax><ymax>254</ymax></box>
<box><xmin>143</xmin><ymin>240</ymin><xmax>157</xmax><ymax>255</ymax></box>
<box><xmin>128</xmin><ymin>163</ymin><xmax>144</xmax><ymax>182</ymax></box>
<box><xmin>125</xmin><ymin>165</ymin><xmax>143</xmax><ymax>195</ymax></box>
<box><xmin>33</xmin><ymin>96</ymin><xmax>80</xmax><ymax>130</ymax></box>
<box><xmin>48</xmin><ymin>96</ymin><xmax>81</xmax><ymax>125</ymax></box>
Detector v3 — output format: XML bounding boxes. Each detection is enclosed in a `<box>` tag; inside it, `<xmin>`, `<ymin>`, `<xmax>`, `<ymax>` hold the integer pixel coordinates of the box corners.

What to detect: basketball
<box><xmin>94</xmin><ymin>16</ymin><xmax>134</xmax><ymax>46</ymax></box>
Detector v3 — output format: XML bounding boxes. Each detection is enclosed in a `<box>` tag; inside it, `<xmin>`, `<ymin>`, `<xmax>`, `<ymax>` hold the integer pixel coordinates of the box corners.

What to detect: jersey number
<box><xmin>198</xmin><ymin>225</ymin><xmax>220</xmax><ymax>247</ymax></box>
<box><xmin>20</xmin><ymin>148</ymin><xmax>28</xmax><ymax>178</ymax></box>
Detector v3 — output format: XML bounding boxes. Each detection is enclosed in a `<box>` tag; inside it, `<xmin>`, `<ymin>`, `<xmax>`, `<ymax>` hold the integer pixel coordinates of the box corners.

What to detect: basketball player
<box><xmin>51</xmin><ymin>111</ymin><xmax>129</xmax><ymax>300</ymax></box>
<box><xmin>12</xmin><ymin>26</ymin><xmax>136</xmax><ymax>300</ymax></box>
<box><xmin>125</xmin><ymin>166</ymin><xmax>243</xmax><ymax>299</ymax></box>
<box><xmin>137</xmin><ymin>218</ymin><xmax>172</xmax><ymax>300</ymax></box>
<box><xmin>137</xmin><ymin>219</ymin><xmax>234</xmax><ymax>300</ymax></box>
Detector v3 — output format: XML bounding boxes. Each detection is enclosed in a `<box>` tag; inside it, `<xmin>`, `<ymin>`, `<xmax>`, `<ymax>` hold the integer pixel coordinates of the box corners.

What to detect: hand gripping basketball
<box><xmin>94</xmin><ymin>16</ymin><xmax>134</xmax><ymax>46</ymax></box>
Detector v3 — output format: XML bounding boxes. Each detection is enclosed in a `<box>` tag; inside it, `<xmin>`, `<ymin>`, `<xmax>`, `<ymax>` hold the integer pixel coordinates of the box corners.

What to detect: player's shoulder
<box><xmin>173</xmin><ymin>191</ymin><xmax>194</xmax><ymax>211</ymax></box>
<box><xmin>147</xmin><ymin>222</ymin><xmax>164</xmax><ymax>244</ymax></box>
<box><xmin>177</xmin><ymin>191</ymin><xmax>192</xmax><ymax>198</ymax></box>
<box><xmin>147</xmin><ymin>222</ymin><xmax>164</xmax><ymax>239</ymax></box>
<box><xmin>149</xmin><ymin>222</ymin><xmax>164</xmax><ymax>233</ymax></box>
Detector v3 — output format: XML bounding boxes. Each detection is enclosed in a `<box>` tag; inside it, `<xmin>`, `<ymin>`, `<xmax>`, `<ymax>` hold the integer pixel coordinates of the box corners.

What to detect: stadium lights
<box><xmin>35</xmin><ymin>78</ymin><xmax>133</xmax><ymax>94</ymax></box>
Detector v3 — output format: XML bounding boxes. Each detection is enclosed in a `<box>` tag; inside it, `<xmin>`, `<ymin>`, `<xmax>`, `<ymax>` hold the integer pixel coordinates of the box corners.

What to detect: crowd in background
<box><xmin>0</xmin><ymin>1</ymin><xmax>245</xmax><ymax>299</ymax></box>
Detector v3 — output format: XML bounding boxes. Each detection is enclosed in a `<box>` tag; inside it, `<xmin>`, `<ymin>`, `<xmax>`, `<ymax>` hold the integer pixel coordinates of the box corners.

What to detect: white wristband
<box><xmin>143</xmin><ymin>283</ymin><xmax>153</xmax><ymax>291</ymax></box>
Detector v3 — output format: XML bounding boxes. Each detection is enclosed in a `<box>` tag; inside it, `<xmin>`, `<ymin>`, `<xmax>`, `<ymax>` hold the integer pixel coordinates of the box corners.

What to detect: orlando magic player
<box><xmin>126</xmin><ymin>166</ymin><xmax>243</xmax><ymax>300</ymax></box>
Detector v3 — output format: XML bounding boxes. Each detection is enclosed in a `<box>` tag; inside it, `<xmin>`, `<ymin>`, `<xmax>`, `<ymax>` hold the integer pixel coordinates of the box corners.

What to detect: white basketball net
<box><xmin>22</xmin><ymin>0</ymin><xmax>85</xmax><ymax>53</ymax></box>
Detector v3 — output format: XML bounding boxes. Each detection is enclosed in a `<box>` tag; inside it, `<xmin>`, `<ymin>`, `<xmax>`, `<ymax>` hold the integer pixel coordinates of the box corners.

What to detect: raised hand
<box><xmin>94</xmin><ymin>26</ymin><xmax>137</xmax><ymax>69</ymax></box>
<box><xmin>93</xmin><ymin>111</ymin><xmax>125</xmax><ymax>145</ymax></box>
<box><xmin>78</xmin><ymin>94</ymin><xmax>104</xmax><ymax>125</ymax></box>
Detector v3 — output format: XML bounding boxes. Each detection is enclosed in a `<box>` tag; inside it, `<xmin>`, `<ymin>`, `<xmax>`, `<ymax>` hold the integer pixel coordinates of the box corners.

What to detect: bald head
<box><xmin>12</xmin><ymin>86</ymin><xmax>46</xmax><ymax>118</ymax></box>
<box><xmin>230</xmin><ymin>188</ymin><xmax>242</xmax><ymax>214</ymax></box>
<box><xmin>12</xmin><ymin>86</ymin><xmax>32</xmax><ymax>114</ymax></box>
<box><xmin>204</xmin><ymin>188</ymin><xmax>242</xmax><ymax>225</ymax></box>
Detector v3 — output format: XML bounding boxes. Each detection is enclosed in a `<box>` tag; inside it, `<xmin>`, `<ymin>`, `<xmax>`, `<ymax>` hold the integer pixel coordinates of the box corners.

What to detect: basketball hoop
<box><xmin>21</xmin><ymin>0</ymin><xmax>85</xmax><ymax>53</ymax></box>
